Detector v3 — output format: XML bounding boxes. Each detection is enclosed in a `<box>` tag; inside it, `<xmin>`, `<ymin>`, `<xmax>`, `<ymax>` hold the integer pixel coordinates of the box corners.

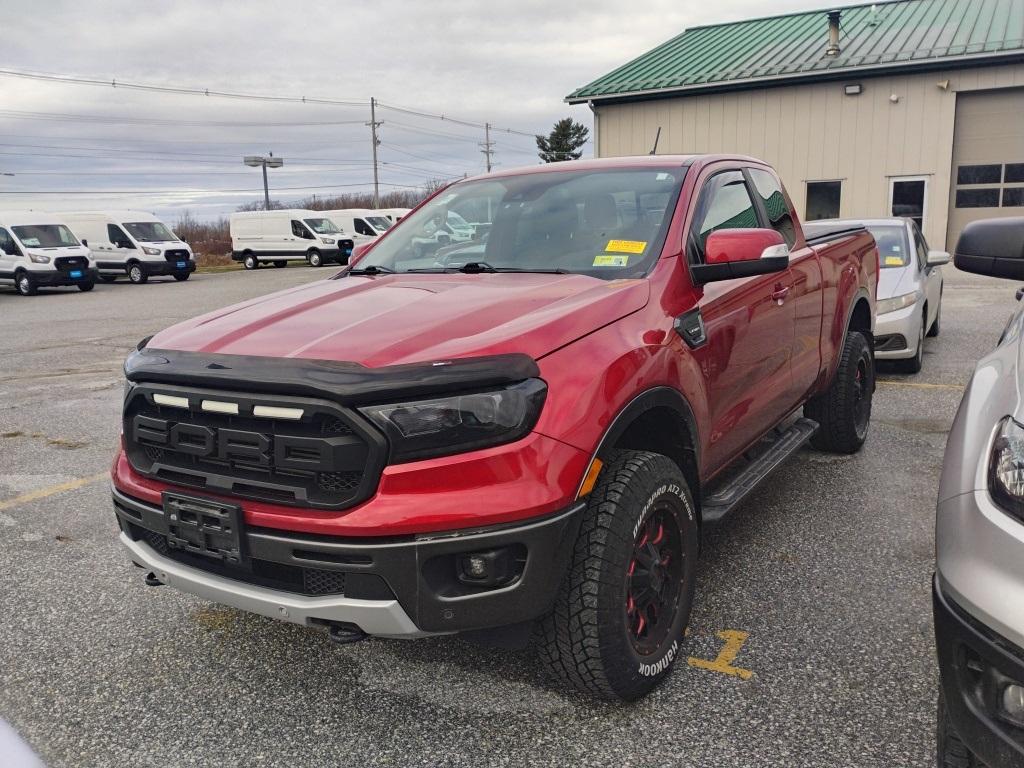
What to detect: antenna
<box><xmin>649</xmin><ymin>126</ymin><xmax>662</xmax><ymax>155</ymax></box>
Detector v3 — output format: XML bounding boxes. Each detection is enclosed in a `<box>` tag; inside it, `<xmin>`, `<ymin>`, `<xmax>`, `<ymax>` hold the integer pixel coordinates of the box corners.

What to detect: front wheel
<box><xmin>128</xmin><ymin>264</ymin><xmax>148</xmax><ymax>284</ymax></box>
<box><xmin>937</xmin><ymin>693</ymin><xmax>985</xmax><ymax>767</ymax></box>
<box><xmin>928</xmin><ymin>298</ymin><xmax>942</xmax><ymax>338</ymax></box>
<box><xmin>536</xmin><ymin>450</ymin><xmax>698</xmax><ymax>700</ymax></box>
<box><xmin>243</xmin><ymin>254</ymin><xmax>258</xmax><ymax>270</ymax></box>
<box><xmin>307</xmin><ymin>250</ymin><xmax>323</xmax><ymax>267</ymax></box>
<box><xmin>805</xmin><ymin>330</ymin><xmax>873</xmax><ymax>453</ymax></box>
<box><xmin>173</xmin><ymin>273</ymin><xmax>190</xmax><ymax>282</ymax></box>
<box><xmin>77</xmin><ymin>281</ymin><xmax>95</xmax><ymax>292</ymax></box>
<box><xmin>15</xmin><ymin>272</ymin><xmax>37</xmax><ymax>296</ymax></box>
<box><xmin>895</xmin><ymin>312</ymin><xmax>925</xmax><ymax>374</ymax></box>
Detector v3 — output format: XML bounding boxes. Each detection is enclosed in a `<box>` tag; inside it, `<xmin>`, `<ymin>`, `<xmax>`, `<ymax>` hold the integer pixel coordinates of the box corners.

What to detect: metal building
<box><xmin>567</xmin><ymin>0</ymin><xmax>1024</xmax><ymax>250</ymax></box>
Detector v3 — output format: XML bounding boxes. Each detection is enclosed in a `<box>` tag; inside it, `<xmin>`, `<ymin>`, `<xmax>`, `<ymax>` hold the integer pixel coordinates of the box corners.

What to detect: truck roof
<box><xmin>469</xmin><ymin>154</ymin><xmax>769</xmax><ymax>183</ymax></box>
<box><xmin>230</xmin><ymin>209</ymin><xmax>320</xmax><ymax>219</ymax></box>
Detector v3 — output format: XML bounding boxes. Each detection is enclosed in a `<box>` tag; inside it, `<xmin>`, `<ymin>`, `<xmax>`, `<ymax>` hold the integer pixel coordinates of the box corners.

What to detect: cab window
<box><xmin>0</xmin><ymin>228</ymin><xmax>18</xmax><ymax>256</ymax></box>
<box><xmin>688</xmin><ymin>171</ymin><xmax>759</xmax><ymax>262</ymax></box>
<box><xmin>748</xmin><ymin>168</ymin><xmax>796</xmax><ymax>248</ymax></box>
<box><xmin>354</xmin><ymin>218</ymin><xmax>376</xmax><ymax>237</ymax></box>
<box><xmin>108</xmin><ymin>224</ymin><xmax>134</xmax><ymax>248</ymax></box>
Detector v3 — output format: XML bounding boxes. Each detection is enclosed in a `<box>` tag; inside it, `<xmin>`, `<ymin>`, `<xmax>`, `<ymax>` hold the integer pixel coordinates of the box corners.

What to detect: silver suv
<box><xmin>935</xmin><ymin>217</ymin><xmax>1024</xmax><ymax>767</ymax></box>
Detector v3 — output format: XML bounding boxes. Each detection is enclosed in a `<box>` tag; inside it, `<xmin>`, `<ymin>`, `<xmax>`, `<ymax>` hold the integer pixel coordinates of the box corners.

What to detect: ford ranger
<box><xmin>111</xmin><ymin>155</ymin><xmax>878</xmax><ymax>700</ymax></box>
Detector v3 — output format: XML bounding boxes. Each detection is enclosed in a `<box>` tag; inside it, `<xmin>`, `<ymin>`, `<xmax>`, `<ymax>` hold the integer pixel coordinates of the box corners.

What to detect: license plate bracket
<box><xmin>176</xmin><ymin>261</ymin><xmax>186</xmax><ymax>269</ymax></box>
<box><xmin>161</xmin><ymin>492</ymin><xmax>246</xmax><ymax>565</ymax></box>
<box><xmin>69</xmin><ymin>269</ymin><xmax>83</xmax><ymax>279</ymax></box>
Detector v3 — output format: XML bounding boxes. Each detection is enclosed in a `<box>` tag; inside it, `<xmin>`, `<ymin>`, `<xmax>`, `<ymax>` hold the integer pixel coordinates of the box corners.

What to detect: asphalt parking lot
<box><xmin>0</xmin><ymin>264</ymin><xmax>1016</xmax><ymax>767</ymax></box>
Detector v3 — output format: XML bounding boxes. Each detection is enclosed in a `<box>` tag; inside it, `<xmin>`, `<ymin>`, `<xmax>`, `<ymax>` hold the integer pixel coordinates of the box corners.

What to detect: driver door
<box><xmin>0</xmin><ymin>228</ymin><xmax>18</xmax><ymax>277</ymax></box>
<box><xmin>107</xmin><ymin>224</ymin><xmax>135</xmax><ymax>266</ymax></box>
<box><xmin>687</xmin><ymin>169</ymin><xmax>796</xmax><ymax>471</ymax></box>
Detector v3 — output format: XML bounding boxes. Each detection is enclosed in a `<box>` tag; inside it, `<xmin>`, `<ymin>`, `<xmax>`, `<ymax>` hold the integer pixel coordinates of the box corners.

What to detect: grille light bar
<box><xmin>253</xmin><ymin>405</ymin><xmax>304</xmax><ymax>420</ymax></box>
<box><xmin>153</xmin><ymin>393</ymin><xmax>189</xmax><ymax>409</ymax></box>
<box><xmin>201</xmin><ymin>399</ymin><xmax>239</xmax><ymax>415</ymax></box>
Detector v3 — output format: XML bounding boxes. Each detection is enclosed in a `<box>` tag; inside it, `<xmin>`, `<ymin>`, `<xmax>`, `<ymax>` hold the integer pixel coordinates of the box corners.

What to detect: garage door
<box><xmin>947</xmin><ymin>87</ymin><xmax>1024</xmax><ymax>251</ymax></box>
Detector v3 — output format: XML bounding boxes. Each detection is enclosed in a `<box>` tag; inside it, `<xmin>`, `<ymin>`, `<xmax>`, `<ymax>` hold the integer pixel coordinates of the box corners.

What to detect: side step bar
<box><xmin>700</xmin><ymin>417</ymin><xmax>819</xmax><ymax>525</ymax></box>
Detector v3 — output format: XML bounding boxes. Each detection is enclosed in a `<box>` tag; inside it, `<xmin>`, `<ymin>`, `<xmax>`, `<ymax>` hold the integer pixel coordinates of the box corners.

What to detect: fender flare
<box><xmin>579</xmin><ymin>386</ymin><xmax>700</xmax><ymax>496</ymax></box>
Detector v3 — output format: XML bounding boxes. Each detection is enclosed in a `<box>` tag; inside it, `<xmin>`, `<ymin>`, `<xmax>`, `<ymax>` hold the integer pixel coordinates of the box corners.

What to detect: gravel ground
<box><xmin>0</xmin><ymin>263</ymin><xmax>1015</xmax><ymax>767</ymax></box>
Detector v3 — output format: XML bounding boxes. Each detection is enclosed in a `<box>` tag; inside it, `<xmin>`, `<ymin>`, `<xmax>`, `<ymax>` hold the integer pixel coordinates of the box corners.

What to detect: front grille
<box><xmin>135</xmin><ymin>524</ymin><xmax>345</xmax><ymax>596</ymax></box>
<box><xmin>124</xmin><ymin>383</ymin><xmax>382</xmax><ymax>510</ymax></box>
<box><xmin>164</xmin><ymin>249</ymin><xmax>190</xmax><ymax>261</ymax></box>
<box><xmin>54</xmin><ymin>256</ymin><xmax>89</xmax><ymax>273</ymax></box>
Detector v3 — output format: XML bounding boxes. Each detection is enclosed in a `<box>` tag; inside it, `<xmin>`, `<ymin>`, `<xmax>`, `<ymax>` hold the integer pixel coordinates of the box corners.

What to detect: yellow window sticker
<box><xmin>884</xmin><ymin>256</ymin><xmax>904</xmax><ymax>266</ymax></box>
<box><xmin>605</xmin><ymin>239</ymin><xmax>647</xmax><ymax>254</ymax></box>
<box><xmin>593</xmin><ymin>254</ymin><xmax>630</xmax><ymax>267</ymax></box>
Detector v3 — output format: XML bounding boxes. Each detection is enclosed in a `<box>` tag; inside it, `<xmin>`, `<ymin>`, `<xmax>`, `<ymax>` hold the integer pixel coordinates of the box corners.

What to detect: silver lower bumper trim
<box><xmin>120</xmin><ymin>533</ymin><xmax>443</xmax><ymax>639</ymax></box>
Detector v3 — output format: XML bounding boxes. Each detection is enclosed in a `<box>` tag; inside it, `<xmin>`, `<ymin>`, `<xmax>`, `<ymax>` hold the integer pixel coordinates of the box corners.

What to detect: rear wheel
<box><xmin>128</xmin><ymin>264</ymin><xmax>148</xmax><ymax>284</ymax></box>
<box><xmin>273</xmin><ymin>260</ymin><xmax>288</xmax><ymax>269</ymax></box>
<box><xmin>805</xmin><ymin>331</ymin><xmax>873</xmax><ymax>453</ymax></box>
<box><xmin>173</xmin><ymin>273</ymin><xmax>190</xmax><ymax>282</ymax></box>
<box><xmin>307</xmin><ymin>250</ymin><xmax>323</xmax><ymax>267</ymax></box>
<box><xmin>15</xmin><ymin>272</ymin><xmax>36</xmax><ymax>296</ymax></box>
<box><xmin>243</xmin><ymin>254</ymin><xmax>258</xmax><ymax>270</ymax></box>
<box><xmin>937</xmin><ymin>693</ymin><xmax>986</xmax><ymax>767</ymax></box>
<box><xmin>536</xmin><ymin>450</ymin><xmax>698</xmax><ymax>700</ymax></box>
<box><xmin>77</xmin><ymin>281</ymin><xmax>95</xmax><ymax>292</ymax></box>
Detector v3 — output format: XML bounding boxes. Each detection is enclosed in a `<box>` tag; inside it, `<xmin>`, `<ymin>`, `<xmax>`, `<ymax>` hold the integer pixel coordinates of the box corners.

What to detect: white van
<box><xmin>374</xmin><ymin>208</ymin><xmax>411</xmax><ymax>223</ymax></box>
<box><xmin>230</xmin><ymin>209</ymin><xmax>354</xmax><ymax>270</ymax></box>
<box><xmin>0</xmin><ymin>211</ymin><xmax>98</xmax><ymax>296</ymax></box>
<box><xmin>62</xmin><ymin>211</ymin><xmax>195</xmax><ymax>284</ymax></box>
<box><xmin>322</xmin><ymin>209</ymin><xmax>394</xmax><ymax>245</ymax></box>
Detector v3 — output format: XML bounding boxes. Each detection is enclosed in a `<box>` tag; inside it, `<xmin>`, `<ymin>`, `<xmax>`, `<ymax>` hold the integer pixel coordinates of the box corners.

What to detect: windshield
<box><xmin>365</xmin><ymin>216</ymin><xmax>392</xmax><ymax>232</ymax></box>
<box><xmin>866</xmin><ymin>225</ymin><xmax>910</xmax><ymax>268</ymax></box>
<box><xmin>124</xmin><ymin>221</ymin><xmax>177</xmax><ymax>242</ymax></box>
<box><xmin>305</xmin><ymin>218</ymin><xmax>341</xmax><ymax>235</ymax></box>
<box><xmin>357</xmin><ymin>167</ymin><xmax>685</xmax><ymax>278</ymax></box>
<box><xmin>12</xmin><ymin>224</ymin><xmax>79</xmax><ymax>248</ymax></box>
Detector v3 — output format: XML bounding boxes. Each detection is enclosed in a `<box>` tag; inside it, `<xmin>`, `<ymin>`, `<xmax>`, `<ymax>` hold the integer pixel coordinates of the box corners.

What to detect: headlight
<box><xmin>142</xmin><ymin>246</ymin><xmax>161</xmax><ymax>256</ymax></box>
<box><xmin>322</xmin><ymin>238</ymin><xmax>335</xmax><ymax>245</ymax></box>
<box><xmin>877</xmin><ymin>291</ymin><xmax>919</xmax><ymax>315</ymax></box>
<box><xmin>28</xmin><ymin>253</ymin><xmax>50</xmax><ymax>264</ymax></box>
<box><xmin>358</xmin><ymin>379</ymin><xmax>547</xmax><ymax>462</ymax></box>
<box><xmin>990</xmin><ymin>417</ymin><xmax>1024</xmax><ymax>521</ymax></box>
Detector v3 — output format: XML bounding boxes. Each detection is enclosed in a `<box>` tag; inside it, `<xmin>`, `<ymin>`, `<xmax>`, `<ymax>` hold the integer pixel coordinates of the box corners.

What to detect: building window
<box><xmin>806</xmin><ymin>181</ymin><xmax>841</xmax><ymax>221</ymax></box>
<box><xmin>1005</xmin><ymin>164</ymin><xmax>1024</xmax><ymax>184</ymax></box>
<box><xmin>956</xmin><ymin>188</ymin><xmax>1001</xmax><ymax>208</ymax></box>
<box><xmin>1003</xmin><ymin>188</ymin><xmax>1024</xmax><ymax>207</ymax></box>
<box><xmin>890</xmin><ymin>177</ymin><xmax>927</xmax><ymax>230</ymax></box>
<box><xmin>957</xmin><ymin>164</ymin><xmax>1002</xmax><ymax>185</ymax></box>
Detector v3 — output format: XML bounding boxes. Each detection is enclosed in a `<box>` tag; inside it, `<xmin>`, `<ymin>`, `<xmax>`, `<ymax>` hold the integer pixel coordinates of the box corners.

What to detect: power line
<box><xmin>0</xmin><ymin>181</ymin><xmax>446</xmax><ymax>195</ymax></box>
<box><xmin>0</xmin><ymin>109</ymin><xmax>365</xmax><ymax>127</ymax></box>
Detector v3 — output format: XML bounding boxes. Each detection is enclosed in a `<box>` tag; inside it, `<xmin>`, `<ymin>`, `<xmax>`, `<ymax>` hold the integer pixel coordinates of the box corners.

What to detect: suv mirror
<box><xmin>955</xmin><ymin>217</ymin><xmax>1024</xmax><ymax>280</ymax></box>
<box><xmin>927</xmin><ymin>250</ymin><xmax>951</xmax><ymax>267</ymax></box>
<box><xmin>690</xmin><ymin>228</ymin><xmax>789</xmax><ymax>284</ymax></box>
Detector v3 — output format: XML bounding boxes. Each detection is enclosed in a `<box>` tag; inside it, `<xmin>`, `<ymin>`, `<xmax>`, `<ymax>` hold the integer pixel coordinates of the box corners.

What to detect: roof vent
<box><xmin>826</xmin><ymin>9</ymin><xmax>842</xmax><ymax>57</ymax></box>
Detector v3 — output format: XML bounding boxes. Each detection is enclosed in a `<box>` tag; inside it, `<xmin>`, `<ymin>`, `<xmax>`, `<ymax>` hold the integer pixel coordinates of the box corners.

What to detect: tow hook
<box><xmin>327</xmin><ymin>623</ymin><xmax>368</xmax><ymax>645</ymax></box>
<box><xmin>144</xmin><ymin>572</ymin><xmax>163</xmax><ymax>587</ymax></box>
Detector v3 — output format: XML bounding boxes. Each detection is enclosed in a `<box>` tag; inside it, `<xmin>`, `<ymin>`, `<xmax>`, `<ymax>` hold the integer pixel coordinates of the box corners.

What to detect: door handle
<box><xmin>770</xmin><ymin>286</ymin><xmax>790</xmax><ymax>304</ymax></box>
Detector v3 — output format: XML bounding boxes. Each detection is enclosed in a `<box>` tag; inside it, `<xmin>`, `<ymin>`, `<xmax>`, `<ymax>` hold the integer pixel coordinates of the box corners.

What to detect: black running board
<box><xmin>700</xmin><ymin>417</ymin><xmax>819</xmax><ymax>525</ymax></box>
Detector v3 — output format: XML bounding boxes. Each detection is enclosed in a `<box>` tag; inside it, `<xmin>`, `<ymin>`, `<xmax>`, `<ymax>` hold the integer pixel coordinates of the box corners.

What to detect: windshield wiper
<box><xmin>346</xmin><ymin>264</ymin><xmax>395</xmax><ymax>276</ymax></box>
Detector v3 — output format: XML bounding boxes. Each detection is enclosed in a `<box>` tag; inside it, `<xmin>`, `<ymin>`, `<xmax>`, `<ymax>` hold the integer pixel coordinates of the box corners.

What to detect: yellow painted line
<box><xmin>877</xmin><ymin>379</ymin><xmax>964</xmax><ymax>391</ymax></box>
<box><xmin>688</xmin><ymin>629</ymin><xmax>754</xmax><ymax>680</ymax></box>
<box><xmin>0</xmin><ymin>472</ymin><xmax>108</xmax><ymax>512</ymax></box>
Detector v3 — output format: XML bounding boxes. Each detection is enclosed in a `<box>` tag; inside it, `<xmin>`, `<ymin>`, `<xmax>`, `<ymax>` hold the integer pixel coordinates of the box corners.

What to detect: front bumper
<box><xmin>114</xmin><ymin>487</ymin><xmax>584</xmax><ymax>636</ymax></box>
<box><xmin>935</xmin><ymin>575</ymin><xmax>1024</xmax><ymax>767</ymax></box>
<box><xmin>140</xmin><ymin>259</ymin><xmax>197</xmax><ymax>277</ymax></box>
<box><xmin>32</xmin><ymin>267</ymin><xmax>99</xmax><ymax>287</ymax></box>
<box><xmin>874</xmin><ymin>300</ymin><xmax>921</xmax><ymax>359</ymax></box>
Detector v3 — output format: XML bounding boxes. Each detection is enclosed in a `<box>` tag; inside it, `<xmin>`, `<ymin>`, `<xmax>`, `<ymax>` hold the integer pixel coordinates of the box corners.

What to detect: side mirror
<box><xmin>955</xmin><ymin>217</ymin><xmax>1024</xmax><ymax>280</ymax></box>
<box><xmin>690</xmin><ymin>228</ymin><xmax>789</xmax><ymax>284</ymax></box>
<box><xmin>81</xmin><ymin>238</ymin><xmax>88</xmax><ymax>247</ymax></box>
<box><xmin>927</xmin><ymin>250</ymin><xmax>950</xmax><ymax>267</ymax></box>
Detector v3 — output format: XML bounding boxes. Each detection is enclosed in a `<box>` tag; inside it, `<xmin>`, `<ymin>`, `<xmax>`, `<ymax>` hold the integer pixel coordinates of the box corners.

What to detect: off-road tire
<box><xmin>805</xmin><ymin>331</ymin><xmax>873</xmax><ymax>453</ymax></box>
<box><xmin>128</xmin><ymin>264</ymin><xmax>148</xmax><ymax>284</ymax></box>
<box><xmin>77</xmin><ymin>281</ymin><xmax>95</xmax><ymax>292</ymax></box>
<box><xmin>15</xmin><ymin>272</ymin><xmax>36</xmax><ymax>296</ymax></box>
<box><xmin>937</xmin><ymin>694</ymin><xmax>986</xmax><ymax>767</ymax></box>
<box><xmin>536</xmin><ymin>450</ymin><xmax>698</xmax><ymax>701</ymax></box>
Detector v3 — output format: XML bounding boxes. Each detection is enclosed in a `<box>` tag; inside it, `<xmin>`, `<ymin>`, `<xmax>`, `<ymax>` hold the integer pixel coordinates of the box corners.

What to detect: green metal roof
<box><xmin>567</xmin><ymin>0</ymin><xmax>1024</xmax><ymax>103</ymax></box>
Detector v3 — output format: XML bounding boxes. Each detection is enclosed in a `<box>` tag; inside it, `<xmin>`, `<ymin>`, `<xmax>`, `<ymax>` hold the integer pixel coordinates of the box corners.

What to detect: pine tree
<box><xmin>536</xmin><ymin>118</ymin><xmax>590</xmax><ymax>163</ymax></box>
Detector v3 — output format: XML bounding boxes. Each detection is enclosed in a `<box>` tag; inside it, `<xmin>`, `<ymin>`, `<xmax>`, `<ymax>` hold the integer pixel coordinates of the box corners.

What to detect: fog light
<box><xmin>464</xmin><ymin>555</ymin><xmax>488</xmax><ymax>580</ymax></box>
<box><xmin>1002</xmin><ymin>684</ymin><xmax>1024</xmax><ymax>726</ymax></box>
<box><xmin>456</xmin><ymin>547</ymin><xmax>521</xmax><ymax>588</ymax></box>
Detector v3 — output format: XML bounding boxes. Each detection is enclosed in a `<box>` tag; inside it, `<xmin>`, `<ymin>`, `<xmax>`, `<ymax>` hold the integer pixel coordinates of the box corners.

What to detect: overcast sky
<box><xmin>0</xmin><ymin>0</ymin><xmax>863</xmax><ymax>221</ymax></box>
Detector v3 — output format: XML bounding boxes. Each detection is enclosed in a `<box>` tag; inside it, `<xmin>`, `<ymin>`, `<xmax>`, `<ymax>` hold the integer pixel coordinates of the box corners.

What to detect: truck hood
<box><xmin>148</xmin><ymin>272</ymin><xmax>650</xmax><ymax>367</ymax></box>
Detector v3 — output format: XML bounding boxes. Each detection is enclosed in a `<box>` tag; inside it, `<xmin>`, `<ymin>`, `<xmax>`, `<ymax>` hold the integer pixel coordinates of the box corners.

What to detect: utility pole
<box><xmin>244</xmin><ymin>153</ymin><xmax>283</xmax><ymax>210</ymax></box>
<box><xmin>480</xmin><ymin>122</ymin><xmax>494</xmax><ymax>172</ymax></box>
<box><xmin>368</xmin><ymin>97</ymin><xmax>382</xmax><ymax>207</ymax></box>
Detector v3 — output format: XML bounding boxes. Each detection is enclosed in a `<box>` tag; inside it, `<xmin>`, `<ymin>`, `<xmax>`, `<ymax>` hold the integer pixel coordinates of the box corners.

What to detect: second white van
<box><xmin>322</xmin><ymin>209</ymin><xmax>393</xmax><ymax>245</ymax></box>
<box><xmin>230</xmin><ymin>210</ymin><xmax>354</xmax><ymax>269</ymax></box>
<box><xmin>62</xmin><ymin>211</ymin><xmax>195</xmax><ymax>284</ymax></box>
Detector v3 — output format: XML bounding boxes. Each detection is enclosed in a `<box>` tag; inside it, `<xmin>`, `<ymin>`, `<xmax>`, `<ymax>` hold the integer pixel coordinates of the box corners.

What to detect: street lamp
<box><xmin>243</xmin><ymin>153</ymin><xmax>283</xmax><ymax>210</ymax></box>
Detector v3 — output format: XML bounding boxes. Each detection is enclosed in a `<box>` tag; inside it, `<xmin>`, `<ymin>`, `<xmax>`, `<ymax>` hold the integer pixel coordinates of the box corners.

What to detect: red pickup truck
<box><xmin>112</xmin><ymin>155</ymin><xmax>877</xmax><ymax>700</ymax></box>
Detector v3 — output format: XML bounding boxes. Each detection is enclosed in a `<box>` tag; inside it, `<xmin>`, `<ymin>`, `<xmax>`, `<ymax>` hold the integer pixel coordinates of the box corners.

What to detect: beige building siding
<box><xmin>593</xmin><ymin>62</ymin><xmax>1024</xmax><ymax>249</ymax></box>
